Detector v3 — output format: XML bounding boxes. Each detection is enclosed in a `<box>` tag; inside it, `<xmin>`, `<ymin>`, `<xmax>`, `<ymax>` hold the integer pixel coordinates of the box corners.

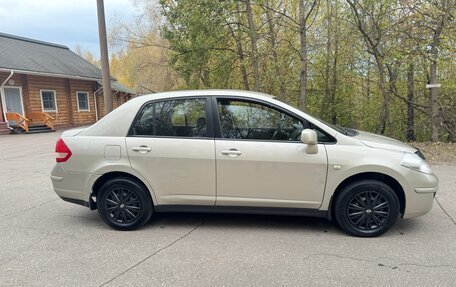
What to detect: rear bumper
<box><xmin>51</xmin><ymin>163</ymin><xmax>99</xmax><ymax>209</ymax></box>
<box><xmin>58</xmin><ymin>196</ymin><xmax>91</xmax><ymax>208</ymax></box>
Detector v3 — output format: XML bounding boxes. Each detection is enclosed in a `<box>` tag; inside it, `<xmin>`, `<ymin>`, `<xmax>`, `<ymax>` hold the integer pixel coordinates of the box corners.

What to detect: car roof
<box><xmin>79</xmin><ymin>89</ymin><xmax>338</xmax><ymax>139</ymax></box>
<box><xmin>132</xmin><ymin>89</ymin><xmax>275</xmax><ymax>104</ymax></box>
<box><xmin>79</xmin><ymin>89</ymin><xmax>276</xmax><ymax>137</ymax></box>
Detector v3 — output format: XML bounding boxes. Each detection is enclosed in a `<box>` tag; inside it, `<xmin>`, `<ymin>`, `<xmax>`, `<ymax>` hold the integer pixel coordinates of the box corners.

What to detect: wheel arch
<box><xmin>91</xmin><ymin>171</ymin><xmax>155</xmax><ymax>209</ymax></box>
<box><xmin>329</xmin><ymin>172</ymin><xmax>405</xmax><ymax>219</ymax></box>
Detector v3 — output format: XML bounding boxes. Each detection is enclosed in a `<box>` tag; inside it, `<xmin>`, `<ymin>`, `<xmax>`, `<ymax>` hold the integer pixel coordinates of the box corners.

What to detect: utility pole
<box><xmin>97</xmin><ymin>0</ymin><xmax>113</xmax><ymax>115</ymax></box>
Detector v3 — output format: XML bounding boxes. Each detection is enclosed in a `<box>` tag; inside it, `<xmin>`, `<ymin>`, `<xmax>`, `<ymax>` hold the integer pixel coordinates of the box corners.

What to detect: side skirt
<box><xmin>154</xmin><ymin>205</ymin><xmax>328</xmax><ymax>218</ymax></box>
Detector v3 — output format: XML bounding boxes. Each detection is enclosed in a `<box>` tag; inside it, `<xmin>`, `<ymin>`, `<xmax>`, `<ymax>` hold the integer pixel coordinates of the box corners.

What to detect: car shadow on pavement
<box><xmin>148</xmin><ymin>212</ymin><xmax>340</xmax><ymax>234</ymax></box>
<box><xmin>57</xmin><ymin>207</ymin><xmax>326</xmax><ymax>233</ymax></box>
<box><xmin>60</xmin><ymin>206</ymin><xmax>424</xmax><ymax>237</ymax></box>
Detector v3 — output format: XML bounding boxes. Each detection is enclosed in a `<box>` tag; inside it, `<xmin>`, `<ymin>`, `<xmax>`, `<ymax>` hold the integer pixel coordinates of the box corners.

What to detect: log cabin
<box><xmin>0</xmin><ymin>32</ymin><xmax>135</xmax><ymax>134</ymax></box>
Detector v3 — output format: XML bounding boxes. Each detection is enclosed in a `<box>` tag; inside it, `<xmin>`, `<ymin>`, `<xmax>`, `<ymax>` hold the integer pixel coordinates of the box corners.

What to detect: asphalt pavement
<box><xmin>0</xmin><ymin>131</ymin><xmax>455</xmax><ymax>286</ymax></box>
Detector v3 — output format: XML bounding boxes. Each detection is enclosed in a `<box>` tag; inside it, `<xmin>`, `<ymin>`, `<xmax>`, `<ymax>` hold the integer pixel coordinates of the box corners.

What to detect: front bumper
<box><xmin>402</xmin><ymin>171</ymin><xmax>439</xmax><ymax>219</ymax></box>
<box><xmin>414</xmin><ymin>186</ymin><xmax>439</xmax><ymax>194</ymax></box>
<box><xmin>51</xmin><ymin>163</ymin><xmax>99</xmax><ymax>209</ymax></box>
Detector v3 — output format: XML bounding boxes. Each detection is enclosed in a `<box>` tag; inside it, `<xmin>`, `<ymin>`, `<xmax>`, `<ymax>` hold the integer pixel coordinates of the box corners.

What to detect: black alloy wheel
<box><xmin>346</xmin><ymin>190</ymin><xmax>390</xmax><ymax>231</ymax></box>
<box><xmin>334</xmin><ymin>179</ymin><xmax>399</xmax><ymax>237</ymax></box>
<box><xmin>105</xmin><ymin>187</ymin><xmax>141</xmax><ymax>224</ymax></box>
<box><xmin>98</xmin><ymin>177</ymin><xmax>153</xmax><ymax>230</ymax></box>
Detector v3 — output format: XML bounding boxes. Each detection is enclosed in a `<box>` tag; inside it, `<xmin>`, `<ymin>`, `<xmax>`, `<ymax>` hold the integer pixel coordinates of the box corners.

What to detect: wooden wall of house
<box><xmin>0</xmin><ymin>72</ymin><xmax>99</xmax><ymax>127</ymax></box>
<box><xmin>28</xmin><ymin>75</ymin><xmax>99</xmax><ymax>126</ymax></box>
<box><xmin>96</xmin><ymin>92</ymin><xmax>106</xmax><ymax>119</ymax></box>
<box><xmin>1</xmin><ymin>71</ymin><xmax>135</xmax><ymax>128</ymax></box>
<box><xmin>97</xmin><ymin>92</ymin><xmax>131</xmax><ymax>118</ymax></box>
<box><xmin>113</xmin><ymin>92</ymin><xmax>130</xmax><ymax>109</ymax></box>
<box><xmin>0</xmin><ymin>72</ymin><xmax>24</xmax><ymax>86</ymax></box>
<box><xmin>113</xmin><ymin>94</ymin><xmax>120</xmax><ymax>110</ymax></box>
<box><xmin>27</xmin><ymin>75</ymin><xmax>70</xmax><ymax>124</ymax></box>
<box><xmin>68</xmin><ymin>79</ymin><xmax>98</xmax><ymax>125</ymax></box>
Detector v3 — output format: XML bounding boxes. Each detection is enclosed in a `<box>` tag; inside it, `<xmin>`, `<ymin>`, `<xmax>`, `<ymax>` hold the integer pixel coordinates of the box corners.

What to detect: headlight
<box><xmin>401</xmin><ymin>153</ymin><xmax>432</xmax><ymax>174</ymax></box>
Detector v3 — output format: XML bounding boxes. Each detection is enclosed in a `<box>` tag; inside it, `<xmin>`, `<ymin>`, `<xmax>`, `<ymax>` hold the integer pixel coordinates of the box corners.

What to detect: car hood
<box><xmin>354</xmin><ymin>131</ymin><xmax>417</xmax><ymax>153</ymax></box>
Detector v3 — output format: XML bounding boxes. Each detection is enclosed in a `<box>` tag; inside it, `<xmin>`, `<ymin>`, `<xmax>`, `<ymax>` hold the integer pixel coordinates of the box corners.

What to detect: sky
<box><xmin>0</xmin><ymin>0</ymin><xmax>139</xmax><ymax>58</ymax></box>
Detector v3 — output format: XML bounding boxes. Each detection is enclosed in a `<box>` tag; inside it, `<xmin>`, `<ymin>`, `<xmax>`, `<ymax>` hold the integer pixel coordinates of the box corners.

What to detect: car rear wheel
<box><xmin>97</xmin><ymin>177</ymin><xmax>152</xmax><ymax>230</ymax></box>
<box><xmin>334</xmin><ymin>180</ymin><xmax>399</xmax><ymax>237</ymax></box>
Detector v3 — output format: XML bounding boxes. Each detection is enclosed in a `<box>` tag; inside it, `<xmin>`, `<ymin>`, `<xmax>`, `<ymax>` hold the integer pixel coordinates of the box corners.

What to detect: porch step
<box><xmin>0</xmin><ymin>122</ymin><xmax>10</xmax><ymax>135</ymax></box>
<box><xmin>26</xmin><ymin>124</ymin><xmax>54</xmax><ymax>134</ymax></box>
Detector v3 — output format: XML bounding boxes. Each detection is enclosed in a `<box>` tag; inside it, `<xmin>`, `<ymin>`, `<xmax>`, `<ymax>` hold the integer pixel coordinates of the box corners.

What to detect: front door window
<box><xmin>217</xmin><ymin>99</ymin><xmax>304</xmax><ymax>141</ymax></box>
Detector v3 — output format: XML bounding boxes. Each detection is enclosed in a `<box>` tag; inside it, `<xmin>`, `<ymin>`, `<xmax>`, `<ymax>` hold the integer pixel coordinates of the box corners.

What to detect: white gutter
<box><xmin>0</xmin><ymin>70</ymin><xmax>14</xmax><ymax>129</ymax></box>
<box><xmin>0</xmin><ymin>70</ymin><xmax>13</xmax><ymax>86</ymax></box>
<box><xmin>93</xmin><ymin>87</ymin><xmax>103</xmax><ymax>122</ymax></box>
<box><xmin>0</xmin><ymin>67</ymin><xmax>102</xmax><ymax>82</ymax></box>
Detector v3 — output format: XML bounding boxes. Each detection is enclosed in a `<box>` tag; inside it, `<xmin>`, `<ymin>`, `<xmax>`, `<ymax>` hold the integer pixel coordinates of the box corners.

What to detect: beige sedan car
<box><xmin>51</xmin><ymin>90</ymin><xmax>438</xmax><ymax>237</ymax></box>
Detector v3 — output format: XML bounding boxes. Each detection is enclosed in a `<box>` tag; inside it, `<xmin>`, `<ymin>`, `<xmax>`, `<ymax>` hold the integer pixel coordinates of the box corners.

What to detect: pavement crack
<box><xmin>0</xmin><ymin>199</ymin><xmax>58</xmax><ymax>217</ymax></box>
<box><xmin>435</xmin><ymin>197</ymin><xmax>456</xmax><ymax>226</ymax></box>
<box><xmin>310</xmin><ymin>253</ymin><xmax>375</xmax><ymax>264</ymax></box>
<box><xmin>307</xmin><ymin>253</ymin><xmax>456</xmax><ymax>270</ymax></box>
<box><xmin>98</xmin><ymin>219</ymin><xmax>206</xmax><ymax>287</ymax></box>
<box><xmin>397</xmin><ymin>262</ymin><xmax>456</xmax><ymax>269</ymax></box>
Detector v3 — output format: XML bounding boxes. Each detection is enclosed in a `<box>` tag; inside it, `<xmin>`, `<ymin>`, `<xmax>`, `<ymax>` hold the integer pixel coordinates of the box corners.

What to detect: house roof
<box><xmin>0</xmin><ymin>32</ymin><xmax>103</xmax><ymax>80</ymax></box>
<box><xmin>97</xmin><ymin>80</ymin><xmax>136</xmax><ymax>94</ymax></box>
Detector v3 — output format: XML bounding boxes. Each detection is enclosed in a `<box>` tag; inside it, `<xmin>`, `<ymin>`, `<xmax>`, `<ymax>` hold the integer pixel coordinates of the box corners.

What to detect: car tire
<box><xmin>97</xmin><ymin>177</ymin><xmax>153</xmax><ymax>230</ymax></box>
<box><xmin>334</xmin><ymin>179</ymin><xmax>399</xmax><ymax>237</ymax></box>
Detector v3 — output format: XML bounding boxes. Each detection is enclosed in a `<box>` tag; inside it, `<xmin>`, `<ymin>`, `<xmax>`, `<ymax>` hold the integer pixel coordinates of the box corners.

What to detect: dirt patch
<box><xmin>411</xmin><ymin>142</ymin><xmax>456</xmax><ymax>164</ymax></box>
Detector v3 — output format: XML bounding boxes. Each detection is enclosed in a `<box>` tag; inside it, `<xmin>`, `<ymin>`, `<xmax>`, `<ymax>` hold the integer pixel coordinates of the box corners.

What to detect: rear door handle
<box><xmin>221</xmin><ymin>149</ymin><xmax>242</xmax><ymax>157</ymax></box>
<box><xmin>132</xmin><ymin>145</ymin><xmax>152</xmax><ymax>153</ymax></box>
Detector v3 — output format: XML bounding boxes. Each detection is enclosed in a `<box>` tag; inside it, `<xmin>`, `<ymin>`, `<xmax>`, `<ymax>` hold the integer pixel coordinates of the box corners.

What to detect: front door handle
<box><xmin>132</xmin><ymin>145</ymin><xmax>152</xmax><ymax>153</ymax></box>
<box><xmin>221</xmin><ymin>148</ymin><xmax>242</xmax><ymax>157</ymax></box>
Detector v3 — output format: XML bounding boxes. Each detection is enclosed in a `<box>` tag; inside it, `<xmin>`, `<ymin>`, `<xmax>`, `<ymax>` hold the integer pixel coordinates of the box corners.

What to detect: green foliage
<box><xmin>161</xmin><ymin>0</ymin><xmax>238</xmax><ymax>88</ymax></box>
<box><xmin>110</xmin><ymin>0</ymin><xmax>456</xmax><ymax>142</ymax></box>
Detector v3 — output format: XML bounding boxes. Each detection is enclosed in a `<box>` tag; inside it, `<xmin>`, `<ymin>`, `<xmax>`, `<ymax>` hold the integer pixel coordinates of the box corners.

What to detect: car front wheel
<box><xmin>97</xmin><ymin>177</ymin><xmax>153</xmax><ymax>230</ymax></box>
<box><xmin>334</xmin><ymin>179</ymin><xmax>400</xmax><ymax>237</ymax></box>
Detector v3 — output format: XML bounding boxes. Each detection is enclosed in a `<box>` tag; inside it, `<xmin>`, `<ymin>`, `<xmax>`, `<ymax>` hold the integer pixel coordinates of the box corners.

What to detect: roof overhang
<box><xmin>0</xmin><ymin>67</ymin><xmax>102</xmax><ymax>82</ymax></box>
<box><xmin>96</xmin><ymin>80</ymin><xmax>136</xmax><ymax>95</ymax></box>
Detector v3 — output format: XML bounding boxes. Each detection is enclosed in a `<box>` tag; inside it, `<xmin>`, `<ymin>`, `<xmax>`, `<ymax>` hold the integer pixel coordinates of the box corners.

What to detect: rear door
<box><xmin>126</xmin><ymin>97</ymin><xmax>216</xmax><ymax>206</ymax></box>
<box><xmin>214</xmin><ymin>97</ymin><xmax>328</xmax><ymax>209</ymax></box>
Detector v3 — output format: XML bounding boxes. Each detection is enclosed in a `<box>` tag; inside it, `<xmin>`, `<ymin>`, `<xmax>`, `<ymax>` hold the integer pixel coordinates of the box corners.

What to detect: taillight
<box><xmin>55</xmin><ymin>138</ymin><xmax>72</xmax><ymax>163</ymax></box>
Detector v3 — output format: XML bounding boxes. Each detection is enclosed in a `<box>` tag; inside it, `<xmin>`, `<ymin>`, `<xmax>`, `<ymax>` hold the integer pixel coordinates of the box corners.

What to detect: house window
<box><xmin>77</xmin><ymin>92</ymin><xmax>90</xmax><ymax>112</ymax></box>
<box><xmin>40</xmin><ymin>90</ymin><xmax>57</xmax><ymax>112</ymax></box>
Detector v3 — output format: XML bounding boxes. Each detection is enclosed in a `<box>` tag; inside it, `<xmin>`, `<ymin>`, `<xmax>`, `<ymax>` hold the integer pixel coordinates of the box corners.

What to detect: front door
<box><xmin>214</xmin><ymin>98</ymin><xmax>328</xmax><ymax>209</ymax></box>
<box><xmin>3</xmin><ymin>87</ymin><xmax>24</xmax><ymax>125</ymax></box>
<box><xmin>126</xmin><ymin>97</ymin><xmax>216</xmax><ymax>206</ymax></box>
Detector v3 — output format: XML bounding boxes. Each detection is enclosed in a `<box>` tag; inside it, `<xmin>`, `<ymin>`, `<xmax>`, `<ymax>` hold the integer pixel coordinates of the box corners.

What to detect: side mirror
<box><xmin>301</xmin><ymin>129</ymin><xmax>318</xmax><ymax>154</ymax></box>
<box><xmin>301</xmin><ymin>129</ymin><xmax>317</xmax><ymax>145</ymax></box>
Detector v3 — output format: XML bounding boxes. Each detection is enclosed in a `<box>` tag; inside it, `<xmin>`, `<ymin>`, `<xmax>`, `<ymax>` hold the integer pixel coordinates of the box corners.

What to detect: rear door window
<box><xmin>130</xmin><ymin>98</ymin><xmax>208</xmax><ymax>138</ymax></box>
